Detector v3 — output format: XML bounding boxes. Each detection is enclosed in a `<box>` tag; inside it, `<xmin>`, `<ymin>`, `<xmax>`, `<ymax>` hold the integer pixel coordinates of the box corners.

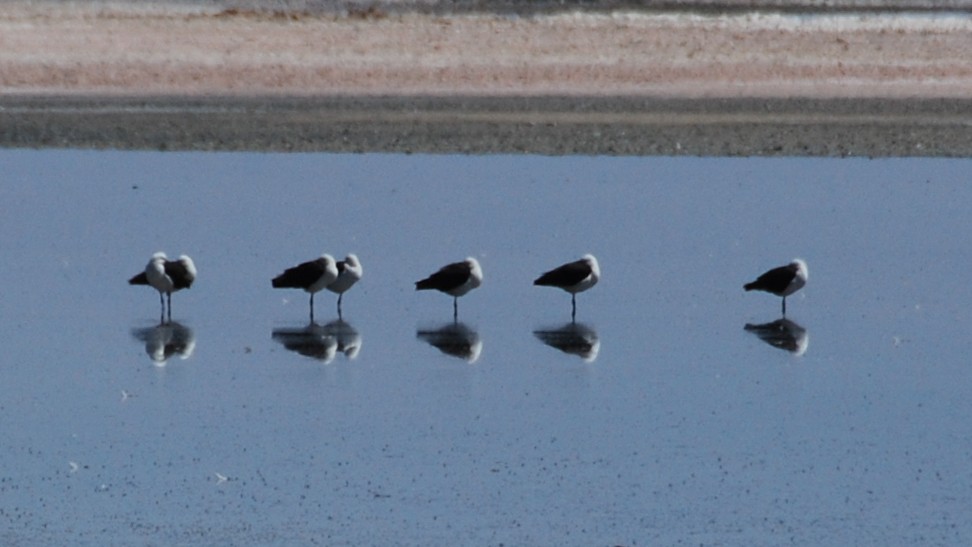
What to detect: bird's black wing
<box><xmin>745</xmin><ymin>264</ymin><xmax>796</xmax><ymax>293</ymax></box>
<box><xmin>416</xmin><ymin>261</ymin><xmax>471</xmax><ymax>292</ymax></box>
<box><xmin>128</xmin><ymin>272</ymin><xmax>149</xmax><ymax>285</ymax></box>
<box><xmin>165</xmin><ymin>260</ymin><xmax>196</xmax><ymax>289</ymax></box>
<box><xmin>534</xmin><ymin>259</ymin><xmax>590</xmax><ymax>287</ymax></box>
<box><xmin>273</xmin><ymin>259</ymin><xmax>326</xmax><ymax>289</ymax></box>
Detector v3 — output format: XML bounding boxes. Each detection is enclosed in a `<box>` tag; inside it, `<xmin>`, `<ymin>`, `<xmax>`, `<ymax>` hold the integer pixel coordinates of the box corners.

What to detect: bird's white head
<box><xmin>178</xmin><ymin>255</ymin><xmax>197</xmax><ymax>277</ymax></box>
<box><xmin>583</xmin><ymin>254</ymin><xmax>601</xmax><ymax>280</ymax></box>
<box><xmin>147</xmin><ymin>252</ymin><xmax>168</xmax><ymax>273</ymax></box>
<box><xmin>791</xmin><ymin>258</ymin><xmax>808</xmax><ymax>281</ymax></box>
<box><xmin>466</xmin><ymin>257</ymin><xmax>483</xmax><ymax>283</ymax></box>
<box><xmin>345</xmin><ymin>254</ymin><xmax>362</xmax><ymax>273</ymax></box>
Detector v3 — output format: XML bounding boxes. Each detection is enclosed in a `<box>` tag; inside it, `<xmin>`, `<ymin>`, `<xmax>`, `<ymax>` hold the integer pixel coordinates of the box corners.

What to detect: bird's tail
<box><xmin>272</xmin><ymin>275</ymin><xmax>301</xmax><ymax>289</ymax></box>
<box><xmin>129</xmin><ymin>272</ymin><xmax>149</xmax><ymax>285</ymax></box>
<box><xmin>743</xmin><ymin>282</ymin><xmax>757</xmax><ymax>291</ymax></box>
<box><xmin>415</xmin><ymin>279</ymin><xmax>435</xmax><ymax>291</ymax></box>
<box><xmin>533</xmin><ymin>270</ymin><xmax>563</xmax><ymax>286</ymax></box>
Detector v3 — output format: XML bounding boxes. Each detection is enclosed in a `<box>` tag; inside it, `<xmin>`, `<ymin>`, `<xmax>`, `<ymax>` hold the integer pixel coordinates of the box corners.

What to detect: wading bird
<box><xmin>744</xmin><ymin>258</ymin><xmax>808</xmax><ymax>315</ymax></box>
<box><xmin>534</xmin><ymin>254</ymin><xmax>600</xmax><ymax>321</ymax></box>
<box><xmin>415</xmin><ymin>257</ymin><xmax>483</xmax><ymax>320</ymax></box>
<box><xmin>129</xmin><ymin>252</ymin><xmax>197</xmax><ymax>323</ymax></box>
<box><xmin>326</xmin><ymin>254</ymin><xmax>363</xmax><ymax>317</ymax></box>
<box><xmin>272</xmin><ymin>254</ymin><xmax>339</xmax><ymax>321</ymax></box>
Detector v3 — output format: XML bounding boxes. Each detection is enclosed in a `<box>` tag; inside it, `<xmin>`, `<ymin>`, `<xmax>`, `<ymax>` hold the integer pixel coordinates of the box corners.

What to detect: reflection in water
<box><xmin>416</xmin><ymin>322</ymin><xmax>482</xmax><ymax>363</ymax></box>
<box><xmin>130</xmin><ymin>322</ymin><xmax>196</xmax><ymax>365</ymax></box>
<box><xmin>272</xmin><ymin>320</ymin><xmax>361</xmax><ymax>363</ymax></box>
<box><xmin>744</xmin><ymin>317</ymin><xmax>809</xmax><ymax>356</ymax></box>
<box><xmin>533</xmin><ymin>322</ymin><xmax>600</xmax><ymax>362</ymax></box>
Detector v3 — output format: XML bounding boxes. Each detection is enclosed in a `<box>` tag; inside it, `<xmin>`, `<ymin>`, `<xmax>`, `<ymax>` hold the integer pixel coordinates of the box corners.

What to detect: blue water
<box><xmin>1</xmin><ymin>151</ymin><xmax>970</xmax><ymax>545</ymax></box>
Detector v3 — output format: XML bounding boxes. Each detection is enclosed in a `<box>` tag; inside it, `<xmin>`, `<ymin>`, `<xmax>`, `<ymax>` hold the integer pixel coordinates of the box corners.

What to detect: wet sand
<box><xmin>2</xmin><ymin>3</ymin><xmax>971</xmax><ymax>156</ymax></box>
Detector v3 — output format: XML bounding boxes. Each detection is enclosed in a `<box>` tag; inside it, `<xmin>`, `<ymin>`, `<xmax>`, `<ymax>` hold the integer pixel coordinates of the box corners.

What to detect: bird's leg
<box><xmin>571</xmin><ymin>295</ymin><xmax>577</xmax><ymax>323</ymax></box>
<box><xmin>309</xmin><ymin>293</ymin><xmax>315</xmax><ymax>323</ymax></box>
<box><xmin>337</xmin><ymin>293</ymin><xmax>343</xmax><ymax>319</ymax></box>
<box><xmin>158</xmin><ymin>291</ymin><xmax>165</xmax><ymax>323</ymax></box>
<box><xmin>166</xmin><ymin>292</ymin><xmax>172</xmax><ymax>323</ymax></box>
<box><xmin>782</xmin><ymin>297</ymin><xmax>787</xmax><ymax>316</ymax></box>
<box><xmin>453</xmin><ymin>297</ymin><xmax>458</xmax><ymax>323</ymax></box>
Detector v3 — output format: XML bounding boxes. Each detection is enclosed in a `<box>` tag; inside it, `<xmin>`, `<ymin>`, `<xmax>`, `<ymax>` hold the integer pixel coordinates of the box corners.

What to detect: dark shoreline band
<box><xmin>3</xmin><ymin>94</ymin><xmax>971</xmax><ymax>157</ymax></box>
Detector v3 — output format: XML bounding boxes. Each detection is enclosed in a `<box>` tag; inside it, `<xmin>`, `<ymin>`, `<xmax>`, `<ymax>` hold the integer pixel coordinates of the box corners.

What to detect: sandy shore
<box><xmin>2</xmin><ymin>2</ymin><xmax>971</xmax><ymax>155</ymax></box>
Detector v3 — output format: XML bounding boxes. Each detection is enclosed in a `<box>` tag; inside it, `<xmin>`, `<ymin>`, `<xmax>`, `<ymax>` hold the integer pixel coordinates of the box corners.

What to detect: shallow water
<box><xmin>1</xmin><ymin>151</ymin><xmax>971</xmax><ymax>545</ymax></box>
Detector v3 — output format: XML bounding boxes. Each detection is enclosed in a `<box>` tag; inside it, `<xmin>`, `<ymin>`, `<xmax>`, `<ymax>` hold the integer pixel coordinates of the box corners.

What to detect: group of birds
<box><xmin>270</xmin><ymin>253</ymin><xmax>363</xmax><ymax>320</ymax></box>
<box><xmin>129</xmin><ymin>251</ymin><xmax>808</xmax><ymax>322</ymax></box>
<box><xmin>413</xmin><ymin>253</ymin><xmax>602</xmax><ymax>321</ymax></box>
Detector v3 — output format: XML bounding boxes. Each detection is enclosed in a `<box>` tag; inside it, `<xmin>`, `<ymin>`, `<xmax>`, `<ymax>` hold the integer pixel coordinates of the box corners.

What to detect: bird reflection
<box><xmin>533</xmin><ymin>322</ymin><xmax>600</xmax><ymax>362</ymax></box>
<box><xmin>272</xmin><ymin>319</ymin><xmax>362</xmax><ymax>363</ymax></box>
<box><xmin>322</xmin><ymin>319</ymin><xmax>362</xmax><ymax>359</ymax></box>
<box><xmin>744</xmin><ymin>317</ymin><xmax>809</xmax><ymax>355</ymax></box>
<box><xmin>130</xmin><ymin>321</ymin><xmax>196</xmax><ymax>365</ymax></box>
<box><xmin>416</xmin><ymin>322</ymin><xmax>482</xmax><ymax>363</ymax></box>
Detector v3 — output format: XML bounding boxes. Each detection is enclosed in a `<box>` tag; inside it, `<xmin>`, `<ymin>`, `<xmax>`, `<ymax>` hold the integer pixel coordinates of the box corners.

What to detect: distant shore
<box><xmin>4</xmin><ymin>95</ymin><xmax>971</xmax><ymax>156</ymax></box>
<box><xmin>2</xmin><ymin>2</ymin><xmax>971</xmax><ymax>156</ymax></box>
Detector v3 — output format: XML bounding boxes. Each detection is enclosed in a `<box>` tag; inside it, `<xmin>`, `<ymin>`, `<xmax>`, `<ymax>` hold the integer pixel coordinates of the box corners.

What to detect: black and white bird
<box><xmin>272</xmin><ymin>254</ymin><xmax>339</xmax><ymax>321</ymax></box>
<box><xmin>326</xmin><ymin>254</ymin><xmax>363</xmax><ymax>317</ymax></box>
<box><xmin>744</xmin><ymin>258</ymin><xmax>808</xmax><ymax>315</ymax></box>
<box><xmin>534</xmin><ymin>254</ymin><xmax>600</xmax><ymax>321</ymax></box>
<box><xmin>415</xmin><ymin>257</ymin><xmax>483</xmax><ymax>320</ymax></box>
<box><xmin>129</xmin><ymin>252</ymin><xmax>197</xmax><ymax>322</ymax></box>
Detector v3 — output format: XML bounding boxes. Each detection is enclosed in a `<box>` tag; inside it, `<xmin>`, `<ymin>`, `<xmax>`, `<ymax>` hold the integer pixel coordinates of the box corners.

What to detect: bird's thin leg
<box><xmin>158</xmin><ymin>291</ymin><xmax>165</xmax><ymax>323</ymax></box>
<box><xmin>337</xmin><ymin>293</ymin><xmax>343</xmax><ymax>319</ymax></box>
<box><xmin>309</xmin><ymin>293</ymin><xmax>315</xmax><ymax>323</ymax></box>
<box><xmin>571</xmin><ymin>295</ymin><xmax>577</xmax><ymax>323</ymax></box>
<box><xmin>453</xmin><ymin>297</ymin><xmax>458</xmax><ymax>323</ymax></box>
<box><xmin>782</xmin><ymin>297</ymin><xmax>787</xmax><ymax>316</ymax></box>
<box><xmin>166</xmin><ymin>292</ymin><xmax>172</xmax><ymax>323</ymax></box>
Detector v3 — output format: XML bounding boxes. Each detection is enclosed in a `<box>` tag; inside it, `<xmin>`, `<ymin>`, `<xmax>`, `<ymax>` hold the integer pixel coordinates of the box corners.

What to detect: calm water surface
<box><xmin>1</xmin><ymin>151</ymin><xmax>970</xmax><ymax>545</ymax></box>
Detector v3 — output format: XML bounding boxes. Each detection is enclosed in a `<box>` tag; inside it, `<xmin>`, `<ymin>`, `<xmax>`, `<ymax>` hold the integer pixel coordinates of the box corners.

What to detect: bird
<box><xmin>129</xmin><ymin>252</ymin><xmax>197</xmax><ymax>323</ymax></box>
<box><xmin>533</xmin><ymin>254</ymin><xmax>600</xmax><ymax>321</ymax></box>
<box><xmin>272</xmin><ymin>254</ymin><xmax>339</xmax><ymax>321</ymax></box>
<box><xmin>744</xmin><ymin>258</ymin><xmax>808</xmax><ymax>315</ymax></box>
<box><xmin>415</xmin><ymin>257</ymin><xmax>483</xmax><ymax>320</ymax></box>
<box><xmin>326</xmin><ymin>254</ymin><xmax>363</xmax><ymax>317</ymax></box>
